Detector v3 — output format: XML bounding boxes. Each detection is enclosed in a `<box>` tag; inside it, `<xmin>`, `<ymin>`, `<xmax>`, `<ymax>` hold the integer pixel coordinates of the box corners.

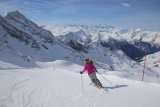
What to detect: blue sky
<box><xmin>0</xmin><ymin>0</ymin><xmax>160</xmax><ymax>31</ymax></box>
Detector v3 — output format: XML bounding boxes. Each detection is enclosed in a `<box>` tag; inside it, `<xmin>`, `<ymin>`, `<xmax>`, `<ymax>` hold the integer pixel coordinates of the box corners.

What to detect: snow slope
<box><xmin>0</xmin><ymin>61</ymin><xmax>160</xmax><ymax>107</ymax></box>
<box><xmin>141</xmin><ymin>52</ymin><xmax>160</xmax><ymax>75</ymax></box>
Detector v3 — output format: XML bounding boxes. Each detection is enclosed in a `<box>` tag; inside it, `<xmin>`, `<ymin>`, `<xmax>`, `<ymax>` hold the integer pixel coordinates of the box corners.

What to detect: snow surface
<box><xmin>0</xmin><ymin>60</ymin><xmax>160</xmax><ymax>107</ymax></box>
<box><xmin>141</xmin><ymin>52</ymin><xmax>160</xmax><ymax>75</ymax></box>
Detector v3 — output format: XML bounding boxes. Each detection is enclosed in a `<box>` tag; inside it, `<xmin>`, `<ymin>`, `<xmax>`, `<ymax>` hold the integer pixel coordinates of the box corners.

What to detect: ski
<box><xmin>102</xmin><ymin>87</ymin><xmax>108</xmax><ymax>91</ymax></box>
<box><xmin>90</xmin><ymin>83</ymin><xmax>108</xmax><ymax>91</ymax></box>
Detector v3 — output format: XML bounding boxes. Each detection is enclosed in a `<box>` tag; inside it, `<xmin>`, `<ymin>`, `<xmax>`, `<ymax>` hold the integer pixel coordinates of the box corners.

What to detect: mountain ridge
<box><xmin>45</xmin><ymin>24</ymin><xmax>160</xmax><ymax>60</ymax></box>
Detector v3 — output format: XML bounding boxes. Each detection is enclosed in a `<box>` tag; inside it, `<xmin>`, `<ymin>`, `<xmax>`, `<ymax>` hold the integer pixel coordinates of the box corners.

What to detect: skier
<box><xmin>80</xmin><ymin>58</ymin><xmax>102</xmax><ymax>88</ymax></box>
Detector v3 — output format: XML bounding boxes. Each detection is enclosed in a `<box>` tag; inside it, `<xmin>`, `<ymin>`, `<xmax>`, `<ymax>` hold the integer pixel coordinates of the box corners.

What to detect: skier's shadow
<box><xmin>103</xmin><ymin>84</ymin><xmax>128</xmax><ymax>90</ymax></box>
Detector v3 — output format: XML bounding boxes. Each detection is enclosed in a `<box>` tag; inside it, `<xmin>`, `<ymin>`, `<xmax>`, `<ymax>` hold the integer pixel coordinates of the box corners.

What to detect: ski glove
<box><xmin>80</xmin><ymin>71</ymin><xmax>83</xmax><ymax>74</ymax></box>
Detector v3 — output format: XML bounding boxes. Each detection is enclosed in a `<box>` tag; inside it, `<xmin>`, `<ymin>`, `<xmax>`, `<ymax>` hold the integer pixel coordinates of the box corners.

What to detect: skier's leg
<box><xmin>95</xmin><ymin>79</ymin><xmax>102</xmax><ymax>88</ymax></box>
<box><xmin>89</xmin><ymin>73</ymin><xmax>97</xmax><ymax>86</ymax></box>
<box><xmin>92</xmin><ymin>73</ymin><xmax>102</xmax><ymax>88</ymax></box>
<box><xmin>89</xmin><ymin>72</ymin><xmax>102</xmax><ymax>88</ymax></box>
<box><xmin>92</xmin><ymin>79</ymin><xmax>97</xmax><ymax>86</ymax></box>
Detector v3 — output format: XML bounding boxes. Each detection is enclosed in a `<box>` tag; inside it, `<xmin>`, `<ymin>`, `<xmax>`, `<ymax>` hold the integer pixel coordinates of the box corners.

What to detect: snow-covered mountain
<box><xmin>45</xmin><ymin>24</ymin><xmax>160</xmax><ymax>44</ymax></box>
<box><xmin>0</xmin><ymin>11</ymin><xmax>80</xmax><ymax>67</ymax></box>
<box><xmin>0</xmin><ymin>11</ymin><xmax>159</xmax><ymax>81</ymax></box>
<box><xmin>0</xmin><ymin>11</ymin><xmax>57</xmax><ymax>50</ymax></box>
<box><xmin>44</xmin><ymin>24</ymin><xmax>160</xmax><ymax>76</ymax></box>
<box><xmin>45</xmin><ymin>24</ymin><xmax>160</xmax><ymax>60</ymax></box>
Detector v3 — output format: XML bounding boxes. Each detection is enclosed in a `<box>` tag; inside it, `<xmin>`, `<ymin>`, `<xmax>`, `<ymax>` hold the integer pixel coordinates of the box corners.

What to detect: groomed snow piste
<box><xmin>0</xmin><ymin>60</ymin><xmax>160</xmax><ymax>107</ymax></box>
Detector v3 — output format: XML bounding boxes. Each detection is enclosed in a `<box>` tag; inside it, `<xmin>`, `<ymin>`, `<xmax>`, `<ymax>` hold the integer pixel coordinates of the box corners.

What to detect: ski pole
<box><xmin>142</xmin><ymin>46</ymin><xmax>147</xmax><ymax>81</ymax></box>
<box><xmin>97</xmin><ymin>72</ymin><xmax>113</xmax><ymax>85</ymax></box>
<box><xmin>81</xmin><ymin>74</ymin><xmax>84</xmax><ymax>93</ymax></box>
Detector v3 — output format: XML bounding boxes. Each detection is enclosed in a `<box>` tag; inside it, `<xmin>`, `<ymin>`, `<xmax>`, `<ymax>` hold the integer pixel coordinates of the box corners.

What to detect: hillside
<box><xmin>141</xmin><ymin>52</ymin><xmax>160</xmax><ymax>75</ymax></box>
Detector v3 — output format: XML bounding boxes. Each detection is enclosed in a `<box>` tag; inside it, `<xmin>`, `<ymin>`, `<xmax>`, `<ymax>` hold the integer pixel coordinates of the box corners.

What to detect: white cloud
<box><xmin>122</xmin><ymin>3</ymin><xmax>131</xmax><ymax>7</ymax></box>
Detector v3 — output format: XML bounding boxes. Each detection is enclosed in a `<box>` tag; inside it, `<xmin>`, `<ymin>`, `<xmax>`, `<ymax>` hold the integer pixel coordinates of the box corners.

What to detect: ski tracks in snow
<box><xmin>1</xmin><ymin>67</ymin><xmax>160</xmax><ymax>107</ymax></box>
<box><xmin>11</xmin><ymin>78</ymin><xmax>52</xmax><ymax>107</ymax></box>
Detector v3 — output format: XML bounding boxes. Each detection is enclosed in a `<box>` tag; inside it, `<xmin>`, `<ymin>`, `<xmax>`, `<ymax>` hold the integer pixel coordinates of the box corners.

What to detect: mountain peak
<box><xmin>5</xmin><ymin>10</ymin><xmax>39</xmax><ymax>27</ymax></box>
<box><xmin>6</xmin><ymin>10</ymin><xmax>26</xmax><ymax>20</ymax></box>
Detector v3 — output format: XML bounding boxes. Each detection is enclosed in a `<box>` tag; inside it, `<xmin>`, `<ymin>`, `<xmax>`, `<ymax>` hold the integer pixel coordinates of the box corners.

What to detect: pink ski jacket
<box><xmin>82</xmin><ymin>63</ymin><xmax>97</xmax><ymax>75</ymax></box>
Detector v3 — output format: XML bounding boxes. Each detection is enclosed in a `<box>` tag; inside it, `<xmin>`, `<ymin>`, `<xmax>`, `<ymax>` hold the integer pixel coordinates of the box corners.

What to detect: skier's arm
<box><xmin>93</xmin><ymin>65</ymin><xmax>97</xmax><ymax>72</ymax></box>
<box><xmin>80</xmin><ymin>65</ymin><xmax>87</xmax><ymax>74</ymax></box>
